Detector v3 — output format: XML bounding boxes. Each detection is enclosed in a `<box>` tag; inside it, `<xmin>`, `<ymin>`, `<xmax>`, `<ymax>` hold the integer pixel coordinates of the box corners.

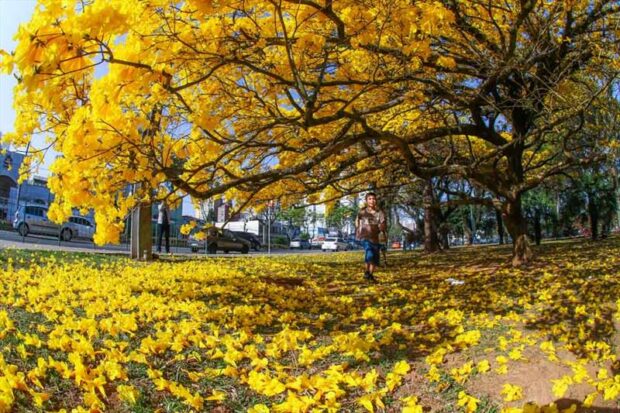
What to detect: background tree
<box><xmin>276</xmin><ymin>205</ymin><xmax>309</xmax><ymax>239</ymax></box>
<box><xmin>325</xmin><ymin>202</ymin><xmax>357</xmax><ymax>236</ymax></box>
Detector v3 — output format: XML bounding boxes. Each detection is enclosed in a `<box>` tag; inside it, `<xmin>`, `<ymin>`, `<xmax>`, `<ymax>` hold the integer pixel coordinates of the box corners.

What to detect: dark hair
<box><xmin>365</xmin><ymin>192</ymin><xmax>377</xmax><ymax>200</ymax></box>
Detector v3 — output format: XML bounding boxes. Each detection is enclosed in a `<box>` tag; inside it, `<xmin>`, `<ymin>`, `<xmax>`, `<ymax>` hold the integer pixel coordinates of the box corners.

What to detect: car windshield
<box><xmin>325</xmin><ymin>238</ymin><xmax>336</xmax><ymax>242</ymax></box>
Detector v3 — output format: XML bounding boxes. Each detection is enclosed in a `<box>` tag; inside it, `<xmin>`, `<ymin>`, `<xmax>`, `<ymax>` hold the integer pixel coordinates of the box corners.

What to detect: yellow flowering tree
<box><xmin>1</xmin><ymin>0</ymin><xmax>618</xmax><ymax>264</ymax></box>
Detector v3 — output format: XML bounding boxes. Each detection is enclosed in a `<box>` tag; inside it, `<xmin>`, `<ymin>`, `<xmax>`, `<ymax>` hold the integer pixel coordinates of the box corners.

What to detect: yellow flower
<box><xmin>393</xmin><ymin>360</ymin><xmax>410</xmax><ymax>376</ymax></box>
<box><xmin>248</xmin><ymin>404</ymin><xmax>270</xmax><ymax>413</ymax></box>
<box><xmin>457</xmin><ymin>391</ymin><xmax>479</xmax><ymax>413</ymax></box>
<box><xmin>117</xmin><ymin>385</ymin><xmax>139</xmax><ymax>405</ymax></box>
<box><xmin>206</xmin><ymin>389</ymin><xmax>226</xmax><ymax>401</ymax></box>
<box><xmin>401</xmin><ymin>395</ymin><xmax>423</xmax><ymax>413</ymax></box>
<box><xmin>551</xmin><ymin>376</ymin><xmax>573</xmax><ymax>398</ymax></box>
<box><xmin>476</xmin><ymin>359</ymin><xmax>490</xmax><ymax>373</ymax></box>
<box><xmin>501</xmin><ymin>383</ymin><xmax>523</xmax><ymax>402</ymax></box>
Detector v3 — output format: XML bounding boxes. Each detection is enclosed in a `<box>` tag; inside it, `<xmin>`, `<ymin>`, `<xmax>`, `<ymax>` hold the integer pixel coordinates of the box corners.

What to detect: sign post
<box><xmin>267</xmin><ymin>200</ymin><xmax>274</xmax><ymax>255</ymax></box>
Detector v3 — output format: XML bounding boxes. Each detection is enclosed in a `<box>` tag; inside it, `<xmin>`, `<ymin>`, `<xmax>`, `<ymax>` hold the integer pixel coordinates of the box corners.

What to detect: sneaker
<box><xmin>364</xmin><ymin>271</ymin><xmax>377</xmax><ymax>282</ymax></box>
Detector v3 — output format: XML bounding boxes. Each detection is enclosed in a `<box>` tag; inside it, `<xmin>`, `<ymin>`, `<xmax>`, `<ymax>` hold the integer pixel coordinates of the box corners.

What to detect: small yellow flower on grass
<box><xmin>551</xmin><ymin>375</ymin><xmax>573</xmax><ymax>398</ymax></box>
<box><xmin>117</xmin><ymin>384</ymin><xmax>139</xmax><ymax>405</ymax></box>
<box><xmin>426</xmin><ymin>365</ymin><xmax>441</xmax><ymax>382</ymax></box>
<box><xmin>206</xmin><ymin>389</ymin><xmax>226</xmax><ymax>401</ymax></box>
<box><xmin>476</xmin><ymin>359</ymin><xmax>490</xmax><ymax>373</ymax></box>
<box><xmin>248</xmin><ymin>404</ymin><xmax>270</xmax><ymax>413</ymax></box>
<box><xmin>508</xmin><ymin>347</ymin><xmax>523</xmax><ymax>361</ymax></box>
<box><xmin>401</xmin><ymin>395</ymin><xmax>423</xmax><ymax>413</ymax></box>
<box><xmin>393</xmin><ymin>360</ymin><xmax>410</xmax><ymax>376</ymax></box>
<box><xmin>500</xmin><ymin>407</ymin><xmax>523</xmax><ymax>413</ymax></box>
<box><xmin>501</xmin><ymin>383</ymin><xmax>523</xmax><ymax>402</ymax></box>
<box><xmin>457</xmin><ymin>391</ymin><xmax>479</xmax><ymax>413</ymax></box>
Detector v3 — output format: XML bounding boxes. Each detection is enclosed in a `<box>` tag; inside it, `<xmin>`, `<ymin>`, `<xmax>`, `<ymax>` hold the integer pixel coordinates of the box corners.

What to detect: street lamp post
<box><xmin>267</xmin><ymin>200</ymin><xmax>274</xmax><ymax>255</ymax></box>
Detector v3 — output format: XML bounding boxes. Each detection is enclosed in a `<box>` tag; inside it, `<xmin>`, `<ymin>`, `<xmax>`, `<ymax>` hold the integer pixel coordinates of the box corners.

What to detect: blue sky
<box><xmin>0</xmin><ymin>0</ymin><xmax>195</xmax><ymax>215</ymax></box>
<box><xmin>0</xmin><ymin>0</ymin><xmax>36</xmax><ymax>147</ymax></box>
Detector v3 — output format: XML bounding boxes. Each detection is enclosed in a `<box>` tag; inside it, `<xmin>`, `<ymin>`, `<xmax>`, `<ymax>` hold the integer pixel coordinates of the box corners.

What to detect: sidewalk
<box><xmin>0</xmin><ymin>237</ymin><xmax>129</xmax><ymax>255</ymax></box>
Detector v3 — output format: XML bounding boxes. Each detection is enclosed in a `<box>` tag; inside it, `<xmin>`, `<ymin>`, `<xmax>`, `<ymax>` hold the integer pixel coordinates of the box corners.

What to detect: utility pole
<box><xmin>14</xmin><ymin>141</ymin><xmax>31</xmax><ymax>215</ymax></box>
<box><xmin>267</xmin><ymin>200</ymin><xmax>273</xmax><ymax>254</ymax></box>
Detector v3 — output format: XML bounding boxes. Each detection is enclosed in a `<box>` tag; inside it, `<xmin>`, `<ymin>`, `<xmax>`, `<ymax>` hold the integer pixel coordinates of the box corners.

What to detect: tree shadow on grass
<box><xmin>554</xmin><ymin>398</ymin><xmax>620</xmax><ymax>412</ymax></box>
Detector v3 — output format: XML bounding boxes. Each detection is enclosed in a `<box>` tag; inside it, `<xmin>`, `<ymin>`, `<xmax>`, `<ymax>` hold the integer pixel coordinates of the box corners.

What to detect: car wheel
<box><xmin>61</xmin><ymin>228</ymin><xmax>73</xmax><ymax>242</ymax></box>
<box><xmin>207</xmin><ymin>244</ymin><xmax>217</xmax><ymax>254</ymax></box>
<box><xmin>241</xmin><ymin>245</ymin><xmax>249</xmax><ymax>254</ymax></box>
<box><xmin>224</xmin><ymin>250</ymin><xmax>229</xmax><ymax>254</ymax></box>
<box><xmin>17</xmin><ymin>223</ymin><xmax>29</xmax><ymax>237</ymax></box>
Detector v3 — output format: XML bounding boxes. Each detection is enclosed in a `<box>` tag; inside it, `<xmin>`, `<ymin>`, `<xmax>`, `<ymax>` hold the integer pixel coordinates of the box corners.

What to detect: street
<box><xmin>0</xmin><ymin>230</ymin><xmax>328</xmax><ymax>256</ymax></box>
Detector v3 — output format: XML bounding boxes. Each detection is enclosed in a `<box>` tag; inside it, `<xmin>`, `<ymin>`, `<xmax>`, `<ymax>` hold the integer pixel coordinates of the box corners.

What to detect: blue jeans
<box><xmin>362</xmin><ymin>240</ymin><xmax>381</xmax><ymax>266</ymax></box>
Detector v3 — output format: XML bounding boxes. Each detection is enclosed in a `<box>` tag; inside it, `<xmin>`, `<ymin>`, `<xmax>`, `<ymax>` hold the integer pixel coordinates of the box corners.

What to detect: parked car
<box><xmin>188</xmin><ymin>227</ymin><xmax>251</xmax><ymax>254</ymax></box>
<box><xmin>189</xmin><ymin>227</ymin><xmax>251</xmax><ymax>254</ymax></box>
<box><xmin>232</xmin><ymin>231</ymin><xmax>262</xmax><ymax>251</ymax></box>
<box><xmin>65</xmin><ymin>216</ymin><xmax>96</xmax><ymax>241</ymax></box>
<box><xmin>321</xmin><ymin>237</ymin><xmax>349</xmax><ymax>252</ymax></box>
<box><xmin>188</xmin><ymin>231</ymin><xmax>206</xmax><ymax>253</ymax></box>
<box><xmin>290</xmin><ymin>238</ymin><xmax>311</xmax><ymax>249</ymax></box>
<box><xmin>310</xmin><ymin>236</ymin><xmax>325</xmax><ymax>248</ymax></box>
<box><xmin>346</xmin><ymin>238</ymin><xmax>361</xmax><ymax>250</ymax></box>
<box><xmin>13</xmin><ymin>205</ymin><xmax>95</xmax><ymax>241</ymax></box>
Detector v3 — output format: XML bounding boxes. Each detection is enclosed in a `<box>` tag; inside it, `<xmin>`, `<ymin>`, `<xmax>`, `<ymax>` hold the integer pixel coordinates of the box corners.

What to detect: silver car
<box><xmin>13</xmin><ymin>205</ymin><xmax>95</xmax><ymax>241</ymax></box>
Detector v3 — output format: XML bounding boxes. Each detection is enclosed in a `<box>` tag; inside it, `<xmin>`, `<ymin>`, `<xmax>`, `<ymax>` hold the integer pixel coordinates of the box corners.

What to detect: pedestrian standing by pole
<box><xmin>355</xmin><ymin>192</ymin><xmax>387</xmax><ymax>282</ymax></box>
<box><xmin>157</xmin><ymin>200</ymin><xmax>170</xmax><ymax>254</ymax></box>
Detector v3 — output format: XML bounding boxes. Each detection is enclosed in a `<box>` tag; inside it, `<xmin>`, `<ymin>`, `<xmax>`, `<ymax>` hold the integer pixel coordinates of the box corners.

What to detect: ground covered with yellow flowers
<box><xmin>0</xmin><ymin>238</ymin><xmax>619</xmax><ymax>413</ymax></box>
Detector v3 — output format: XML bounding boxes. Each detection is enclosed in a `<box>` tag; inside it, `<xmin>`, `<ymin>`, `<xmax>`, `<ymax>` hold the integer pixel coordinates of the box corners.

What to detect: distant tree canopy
<box><xmin>1</xmin><ymin>0</ymin><xmax>619</xmax><ymax>263</ymax></box>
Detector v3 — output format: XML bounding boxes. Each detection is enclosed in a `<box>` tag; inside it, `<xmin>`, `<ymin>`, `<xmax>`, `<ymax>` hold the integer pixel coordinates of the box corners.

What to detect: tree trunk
<box><xmin>495</xmin><ymin>209</ymin><xmax>504</xmax><ymax>245</ymax></box>
<box><xmin>423</xmin><ymin>181</ymin><xmax>440</xmax><ymax>253</ymax></box>
<box><xmin>533</xmin><ymin>208</ymin><xmax>542</xmax><ymax>246</ymax></box>
<box><xmin>462</xmin><ymin>211</ymin><xmax>473</xmax><ymax>245</ymax></box>
<box><xmin>612</xmin><ymin>161</ymin><xmax>620</xmax><ymax>229</ymax></box>
<box><xmin>438</xmin><ymin>223</ymin><xmax>450</xmax><ymax>250</ymax></box>
<box><xmin>502</xmin><ymin>197</ymin><xmax>533</xmax><ymax>266</ymax></box>
<box><xmin>588</xmin><ymin>194</ymin><xmax>599</xmax><ymax>240</ymax></box>
<box><xmin>130</xmin><ymin>204</ymin><xmax>153</xmax><ymax>261</ymax></box>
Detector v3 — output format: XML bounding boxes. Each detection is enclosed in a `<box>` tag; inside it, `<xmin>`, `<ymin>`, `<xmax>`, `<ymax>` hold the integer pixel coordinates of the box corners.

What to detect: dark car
<box><xmin>346</xmin><ymin>238</ymin><xmax>361</xmax><ymax>250</ymax></box>
<box><xmin>290</xmin><ymin>238</ymin><xmax>311</xmax><ymax>249</ymax></box>
<box><xmin>232</xmin><ymin>231</ymin><xmax>262</xmax><ymax>251</ymax></box>
<box><xmin>189</xmin><ymin>227</ymin><xmax>251</xmax><ymax>254</ymax></box>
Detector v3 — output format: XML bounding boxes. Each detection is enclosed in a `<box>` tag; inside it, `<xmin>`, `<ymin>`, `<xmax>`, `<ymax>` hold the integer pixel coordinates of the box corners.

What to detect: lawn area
<box><xmin>0</xmin><ymin>238</ymin><xmax>619</xmax><ymax>413</ymax></box>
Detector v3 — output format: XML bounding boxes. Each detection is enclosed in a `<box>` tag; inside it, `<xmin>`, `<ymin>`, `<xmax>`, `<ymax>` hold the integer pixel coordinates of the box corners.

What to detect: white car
<box><xmin>13</xmin><ymin>205</ymin><xmax>95</xmax><ymax>241</ymax></box>
<box><xmin>321</xmin><ymin>237</ymin><xmax>349</xmax><ymax>252</ymax></box>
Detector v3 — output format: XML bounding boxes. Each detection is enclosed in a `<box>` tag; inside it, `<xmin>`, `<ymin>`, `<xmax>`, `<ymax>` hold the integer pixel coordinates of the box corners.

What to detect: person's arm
<box><xmin>355</xmin><ymin>212</ymin><xmax>361</xmax><ymax>240</ymax></box>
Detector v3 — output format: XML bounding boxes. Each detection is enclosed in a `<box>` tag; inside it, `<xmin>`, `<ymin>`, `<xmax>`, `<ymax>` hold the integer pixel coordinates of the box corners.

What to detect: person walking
<box><xmin>157</xmin><ymin>201</ymin><xmax>171</xmax><ymax>254</ymax></box>
<box><xmin>355</xmin><ymin>192</ymin><xmax>387</xmax><ymax>282</ymax></box>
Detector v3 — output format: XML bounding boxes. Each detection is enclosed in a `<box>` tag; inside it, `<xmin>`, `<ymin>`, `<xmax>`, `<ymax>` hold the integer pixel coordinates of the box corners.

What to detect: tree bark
<box><xmin>533</xmin><ymin>208</ymin><xmax>542</xmax><ymax>246</ymax></box>
<box><xmin>439</xmin><ymin>224</ymin><xmax>450</xmax><ymax>250</ymax></box>
<box><xmin>423</xmin><ymin>181</ymin><xmax>440</xmax><ymax>253</ymax></box>
<box><xmin>462</xmin><ymin>211</ymin><xmax>473</xmax><ymax>245</ymax></box>
<box><xmin>502</xmin><ymin>196</ymin><xmax>533</xmax><ymax>266</ymax></box>
<box><xmin>495</xmin><ymin>209</ymin><xmax>505</xmax><ymax>244</ymax></box>
<box><xmin>588</xmin><ymin>194</ymin><xmax>599</xmax><ymax>240</ymax></box>
<box><xmin>130</xmin><ymin>203</ymin><xmax>153</xmax><ymax>261</ymax></box>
